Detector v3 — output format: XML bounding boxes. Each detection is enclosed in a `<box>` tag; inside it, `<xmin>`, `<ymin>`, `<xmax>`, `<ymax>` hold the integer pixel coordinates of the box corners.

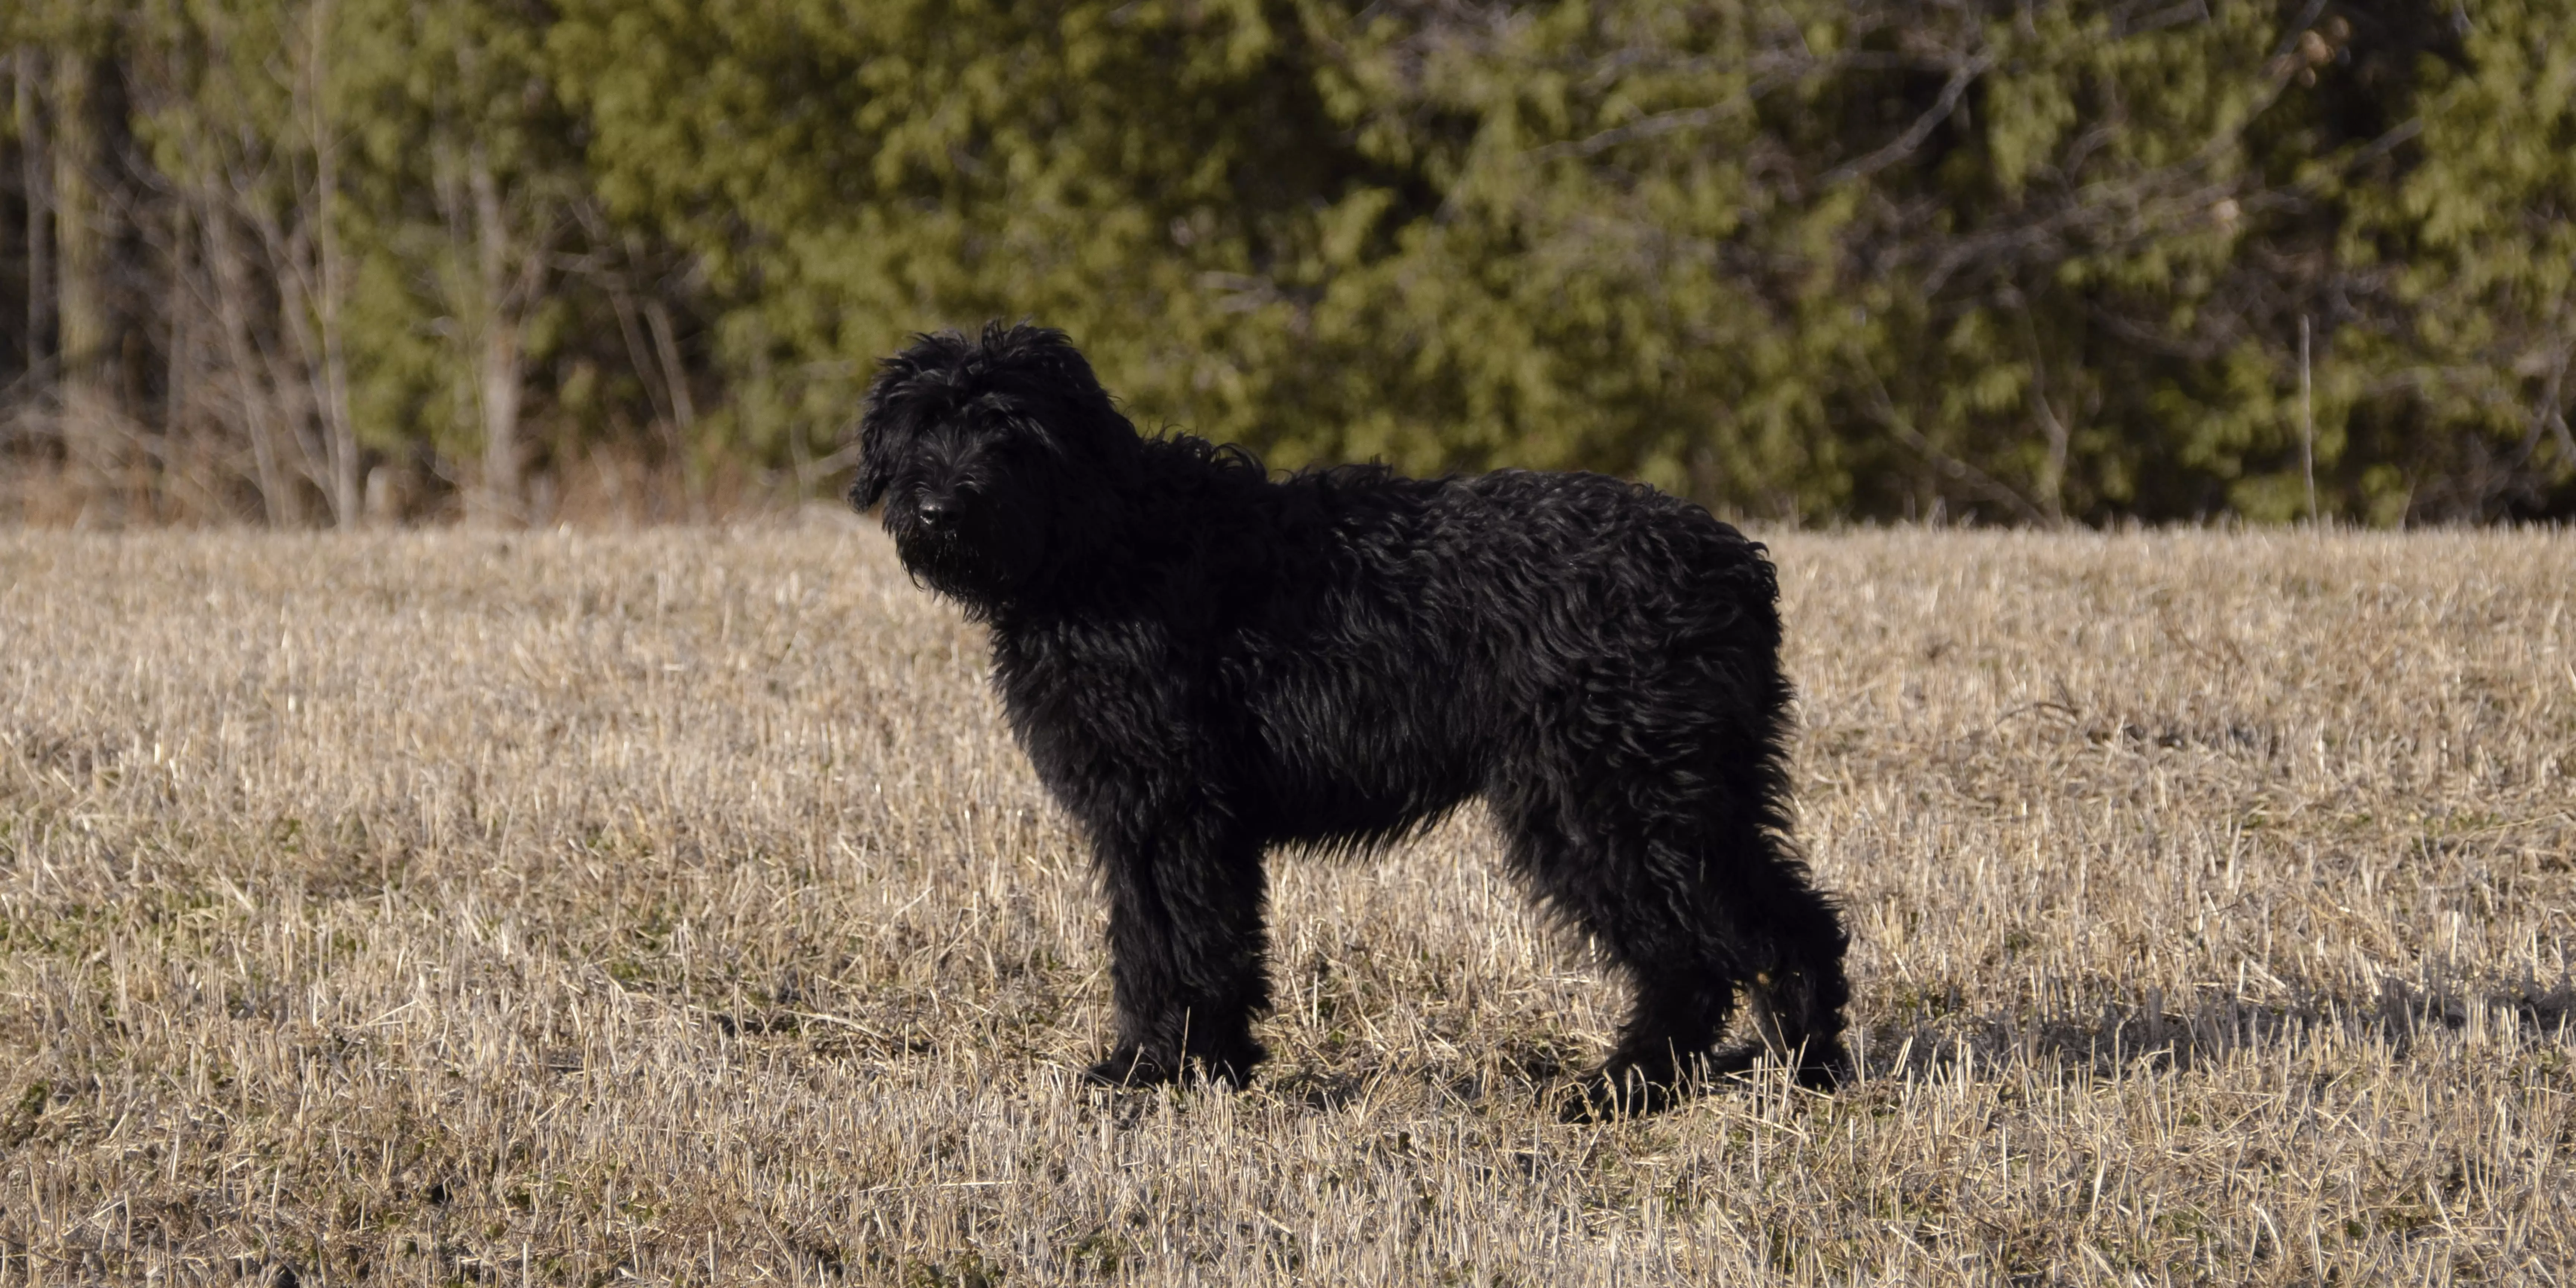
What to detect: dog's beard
<box><xmin>878</xmin><ymin>463</ymin><xmax>1052</xmax><ymax>611</ymax></box>
<box><xmin>893</xmin><ymin>525</ymin><xmax>1025</xmax><ymax>609</ymax></box>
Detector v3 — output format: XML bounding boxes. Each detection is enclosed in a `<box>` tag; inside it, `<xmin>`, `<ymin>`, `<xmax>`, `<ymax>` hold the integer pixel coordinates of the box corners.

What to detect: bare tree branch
<box><xmin>1823</xmin><ymin>50</ymin><xmax>1996</xmax><ymax>186</ymax></box>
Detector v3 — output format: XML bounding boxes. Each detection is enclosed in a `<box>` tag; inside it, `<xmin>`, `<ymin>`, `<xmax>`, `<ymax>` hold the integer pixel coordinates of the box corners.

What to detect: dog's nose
<box><xmin>915</xmin><ymin>499</ymin><xmax>950</xmax><ymax>531</ymax></box>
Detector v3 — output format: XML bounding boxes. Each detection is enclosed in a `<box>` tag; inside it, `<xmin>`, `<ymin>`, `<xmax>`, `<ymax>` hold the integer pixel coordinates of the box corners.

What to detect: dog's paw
<box><xmin>1718</xmin><ymin>1036</ymin><xmax>1853</xmax><ymax>1091</ymax></box>
<box><xmin>1082</xmin><ymin>1047</ymin><xmax>1182</xmax><ymax>1088</ymax></box>
<box><xmin>1190</xmin><ymin>1036</ymin><xmax>1266</xmax><ymax>1088</ymax></box>
<box><xmin>1082</xmin><ymin>1043</ymin><xmax>1263</xmax><ymax>1090</ymax></box>
<box><xmin>1556</xmin><ymin>1071</ymin><xmax>1683</xmax><ymax>1123</ymax></box>
<box><xmin>1556</xmin><ymin>1046</ymin><xmax>1750</xmax><ymax>1121</ymax></box>
<box><xmin>1788</xmin><ymin>1040</ymin><xmax>1853</xmax><ymax>1091</ymax></box>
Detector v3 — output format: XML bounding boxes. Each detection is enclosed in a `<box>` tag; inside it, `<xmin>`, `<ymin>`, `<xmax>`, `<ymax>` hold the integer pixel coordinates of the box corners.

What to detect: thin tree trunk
<box><xmin>302</xmin><ymin>0</ymin><xmax>360</xmax><ymax>526</ymax></box>
<box><xmin>2034</xmin><ymin>390</ymin><xmax>2071</xmax><ymax>527</ymax></box>
<box><xmin>53</xmin><ymin>50</ymin><xmax>121</xmax><ymax>520</ymax></box>
<box><xmin>644</xmin><ymin>296</ymin><xmax>701</xmax><ymax>518</ymax></box>
<box><xmin>166</xmin><ymin>198</ymin><xmax>198</xmax><ymax>515</ymax></box>
<box><xmin>256</xmin><ymin>213</ymin><xmax>338</xmax><ymax>499</ymax></box>
<box><xmin>596</xmin><ymin>224</ymin><xmax>694</xmax><ymax>487</ymax></box>
<box><xmin>2014</xmin><ymin>297</ymin><xmax>2071</xmax><ymax>526</ymax></box>
<box><xmin>643</xmin><ymin>299</ymin><xmax>696</xmax><ymax>435</ymax></box>
<box><xmin>476</xmin><ymin>310</ymin><xmax>525</xmax><ymax>525</ymax></box>
<box><xmin>203</xmin><ymin>202</ymin><xmax>300</xmax><ymax>525</ymax></box>
<box><xmin>605</xmin><ymin>276</ymin><xmax>670</xmax><ymax>429</ymax></box>
<box><xmin>15</xmin><ymin>50</ymin><xmax>51</xmax><ymax>387</ymax></box>
<box><xmin>470</xmin><ymin>145</ymin><xmax>525</xmax><ymax>527</ymax></box>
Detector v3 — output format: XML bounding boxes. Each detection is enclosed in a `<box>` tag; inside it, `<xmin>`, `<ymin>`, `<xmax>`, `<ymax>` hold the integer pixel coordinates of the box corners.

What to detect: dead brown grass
<box><xmin>1</xmin><ymin>521</ymin><xmax>2571</xmax><ymax>1285</ymax></box>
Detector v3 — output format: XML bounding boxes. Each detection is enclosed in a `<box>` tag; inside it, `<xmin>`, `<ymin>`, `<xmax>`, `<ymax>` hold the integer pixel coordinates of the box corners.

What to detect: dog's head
<box><xmin>851</xmin><ymin>323</ymin><xmax>1138</xmax><ymax>608</ymax></box>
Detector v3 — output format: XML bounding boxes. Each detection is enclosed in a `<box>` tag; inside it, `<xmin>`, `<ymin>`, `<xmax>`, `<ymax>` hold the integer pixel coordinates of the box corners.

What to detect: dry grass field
<box><xmin>2</xmin><ymin>521</ymin><xmax>2572</xmax><ymax>1285</ymax></box>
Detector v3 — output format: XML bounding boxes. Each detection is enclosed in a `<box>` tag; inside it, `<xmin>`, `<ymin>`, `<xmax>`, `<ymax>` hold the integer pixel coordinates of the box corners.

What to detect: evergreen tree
<box><xmin>1</xmin><ymin>0</ymin><xmax>2568</xmax><ymax>523</ymax></box>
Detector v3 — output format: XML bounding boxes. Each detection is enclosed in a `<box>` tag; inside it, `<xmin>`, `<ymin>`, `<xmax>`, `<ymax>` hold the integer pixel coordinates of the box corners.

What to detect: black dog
<box><xmin>851</xmin><ymin>323</ymin><xmax>1849</xmax><ymax>1111</ymax></box>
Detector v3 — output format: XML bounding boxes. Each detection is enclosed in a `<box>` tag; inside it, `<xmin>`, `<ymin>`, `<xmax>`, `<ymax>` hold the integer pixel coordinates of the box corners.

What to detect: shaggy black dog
<box><xmin>852</xmin><ymin>323</ymin><xmax>1849</xmax><ymax>1112</ymax></box>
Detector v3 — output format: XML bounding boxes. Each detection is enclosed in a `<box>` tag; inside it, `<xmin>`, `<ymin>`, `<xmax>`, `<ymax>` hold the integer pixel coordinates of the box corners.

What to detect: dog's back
<box><xmin>1186</xmin><ymin>461</ymin><xmax>1789</xmax><ymax>859</ymax></box>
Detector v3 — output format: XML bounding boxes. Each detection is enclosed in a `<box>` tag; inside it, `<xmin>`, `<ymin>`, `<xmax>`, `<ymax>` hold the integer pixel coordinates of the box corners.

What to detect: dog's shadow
<box><xmin>1269</xmin><ymin>1070</ymin><xmax>1371</xmax><ymax>1114</ymax></box>
<box><xmin>1056</xmin><ymin>979</ymin><xmax>2573</xmax><ymax>1122</ymax></box>
<box><xmin>1859</xmin><ymin>975</ymin><xmax>2575</xmax><ymax>1084</ymax></box>
<box><xmin>1255</xmin><ymin>1038</ymin><xmax>1588</xmax><ymax>1114</ymax></box>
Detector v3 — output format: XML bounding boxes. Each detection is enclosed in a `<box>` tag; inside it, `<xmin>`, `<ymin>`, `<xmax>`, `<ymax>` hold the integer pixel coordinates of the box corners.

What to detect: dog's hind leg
<box><xmin>1082</xmin><ymin>809</ymin><xmax>1272</xmax><ymax>1089</ymax></box>
<box><xmin>1498</xmin><ymin>795</ymin><xmax>1743</xmax><ymax>1116</ymax></box>
<box><xmin>1723</xmin><ymin>850</ymin><xmax>1853</xmax><ymax>1089</ymax></box>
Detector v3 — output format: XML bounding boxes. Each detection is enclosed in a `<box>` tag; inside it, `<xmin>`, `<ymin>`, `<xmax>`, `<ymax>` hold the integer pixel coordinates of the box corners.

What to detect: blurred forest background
<box><xmin>0</xmin><ymin>0</ymin><xmax>2569</xmax><ymax>527</ymax></box>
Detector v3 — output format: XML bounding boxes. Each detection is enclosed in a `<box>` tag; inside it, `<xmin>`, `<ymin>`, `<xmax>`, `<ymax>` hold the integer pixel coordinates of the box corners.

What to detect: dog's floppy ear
<box><xmin>976</xmin><ymin>322</ymin><xmax>1139</xmax><ymax>468</ymax></box>
<box><xmin>850</xmin><ymin>330</ymin><xmax>968</xmax><ymax>510</ymax></box>
<box><xmin>848</xmin><ymin>405</ymin><xmax>897</xmax><ymax>511</ymax></box>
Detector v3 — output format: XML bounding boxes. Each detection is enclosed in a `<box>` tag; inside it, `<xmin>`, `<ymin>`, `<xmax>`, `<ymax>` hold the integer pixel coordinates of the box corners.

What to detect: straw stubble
<box><xmin>1</xmin><ymin>522</ymin><xmax>2569</xmax><ymax>1284</ymax></box>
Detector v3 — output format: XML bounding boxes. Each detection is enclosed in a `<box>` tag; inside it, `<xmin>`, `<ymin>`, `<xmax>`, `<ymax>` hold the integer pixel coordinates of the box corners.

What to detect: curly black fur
<box><xmin>853</xmin><ymin>323</ymin><xmax>1850</xmax><ymax>1113</ymax></box>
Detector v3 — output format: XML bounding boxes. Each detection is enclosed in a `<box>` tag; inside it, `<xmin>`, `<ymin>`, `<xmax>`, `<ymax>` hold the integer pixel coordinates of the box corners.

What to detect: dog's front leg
<box><xmin>1083</xmin><ymin>811</ymin><xmax>1270</xmax><ymax>1088</ymax></box>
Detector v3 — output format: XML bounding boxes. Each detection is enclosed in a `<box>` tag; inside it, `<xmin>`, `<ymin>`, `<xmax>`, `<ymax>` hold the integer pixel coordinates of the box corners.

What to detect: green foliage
<box><xmin>4</xmin><ymin>0</ymin><xmax>2572</xmax><ymax>522</ymax></box>
<box><xmin>332</xmin><ymin>0</ymin><xmax>590</xmax><ymax>463</ymax></box>
<box><xmin>549</xmin><ymin>0</ymin><xmax>1378</xmax><ymax>468</ymax></box>
<box><xmin>2336</xmin><ymin>0</ymin><xmax>2576</xmax><ymax>519</ymax></box>
<box><xmin>544</xmin><ymin>0</ymin><xmax>2572</xmax><ymax>522</ymax></box>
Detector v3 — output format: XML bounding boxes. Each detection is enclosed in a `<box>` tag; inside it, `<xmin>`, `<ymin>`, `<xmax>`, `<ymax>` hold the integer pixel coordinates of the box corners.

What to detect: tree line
<box><xmin>1</xmin><ymin>0</ymin><xmax>2569</xmax><ymax>527</ymax></box>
